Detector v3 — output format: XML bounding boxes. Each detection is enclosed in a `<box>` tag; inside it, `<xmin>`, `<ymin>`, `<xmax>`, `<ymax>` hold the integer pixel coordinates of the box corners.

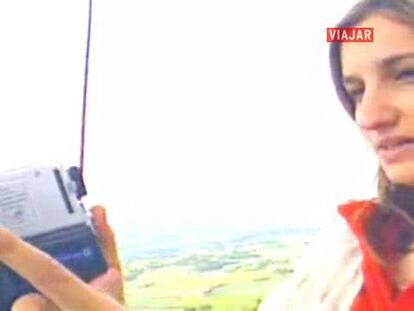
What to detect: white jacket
<box><xmin>258</xmin><ymin>215</ymin><xmax>363</xmax><ymax>311</ymax></box>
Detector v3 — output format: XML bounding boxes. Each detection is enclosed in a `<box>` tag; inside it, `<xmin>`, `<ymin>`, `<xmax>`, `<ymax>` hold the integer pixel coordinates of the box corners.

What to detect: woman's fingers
<box><xmin>12</xmin><ymin>294</ymin><xmax>58</xmax><ymax>311</ymax></box>
<box><xmin>90</xmin><ymin>206</ymin><xmax>122</xmax><ymax>270</ymax></box>
<box><xmin>12</xmin><ymin>269</ymin><xmax>123</xmax><ymax>311</ymax></box>
<box><xmin>89</xmin><ymin>268</ymin><xmax>123</xmax><ymax>301</ymax></box>
<box><xmin>0</xmin><ymin>228</ymin><xmax>122</xmax><ymax>311</ymax></box>
<box><xmin>0</xmin><ymin>206</ymin><xmax>125</xmax><ymax>310</ymax></box>
<box><xmin>90</xmin><ymin>206</ymin><xmax>124</xmax><ymax>303</ymax></box>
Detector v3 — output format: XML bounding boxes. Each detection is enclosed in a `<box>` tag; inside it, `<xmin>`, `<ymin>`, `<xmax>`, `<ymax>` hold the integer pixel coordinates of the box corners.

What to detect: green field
<box><xmin>120</xmin><ymin>231</ymin><xmax>310</xmax><ymax>311</ymax></box>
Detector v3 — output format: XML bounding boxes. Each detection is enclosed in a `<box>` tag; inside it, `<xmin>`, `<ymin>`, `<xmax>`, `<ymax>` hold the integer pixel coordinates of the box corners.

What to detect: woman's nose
<box><xmin>355</xmin><ymin>86</ymin><xmax>398</xmax><ymax>132</ymax></box>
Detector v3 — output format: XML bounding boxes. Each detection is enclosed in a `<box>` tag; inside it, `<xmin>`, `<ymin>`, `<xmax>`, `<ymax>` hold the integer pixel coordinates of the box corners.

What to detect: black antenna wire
<box><xmin>80</xmin><ymin>0</ymin><xmax>93</xmax><ymax>177</ymax></box>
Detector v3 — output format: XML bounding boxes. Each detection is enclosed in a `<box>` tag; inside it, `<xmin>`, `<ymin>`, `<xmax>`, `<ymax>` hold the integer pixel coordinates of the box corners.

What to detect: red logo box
<box><xmin>327</xmin><ymin>27</ymin><xmax>374</xmax><ymax>42</ymax></box>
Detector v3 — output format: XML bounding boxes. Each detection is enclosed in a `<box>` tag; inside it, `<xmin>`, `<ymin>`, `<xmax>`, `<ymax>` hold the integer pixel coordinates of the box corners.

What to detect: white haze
<box><xmin>0</xmin><ymin>0</ymin><xmax>376</xmax><ymax>235</ymax></box>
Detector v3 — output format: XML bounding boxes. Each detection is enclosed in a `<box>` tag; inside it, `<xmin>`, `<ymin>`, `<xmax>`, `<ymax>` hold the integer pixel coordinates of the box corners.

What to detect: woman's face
<box><xmin>341</xmin><ymin>13</ymin><xmax>414</xmax><ymax>186</ymax></box>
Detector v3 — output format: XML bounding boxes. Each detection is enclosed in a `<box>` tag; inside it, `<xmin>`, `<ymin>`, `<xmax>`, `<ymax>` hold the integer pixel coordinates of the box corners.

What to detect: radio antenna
<box><xmin>80</xmin><ymin>0</ymin><xmax>93</xmax><ymax>177</ymax></box>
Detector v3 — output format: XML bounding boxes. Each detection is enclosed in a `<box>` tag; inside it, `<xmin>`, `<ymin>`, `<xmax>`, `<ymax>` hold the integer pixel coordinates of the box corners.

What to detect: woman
<box><xmin>5</xmin><ymin>206</ymin><xmax>125</xmax><ymax>310</ymax></box>
<box><xmin>260</xmin><ymin>0</ymin><xmax>414</xmax><ymax>310</ymax></box>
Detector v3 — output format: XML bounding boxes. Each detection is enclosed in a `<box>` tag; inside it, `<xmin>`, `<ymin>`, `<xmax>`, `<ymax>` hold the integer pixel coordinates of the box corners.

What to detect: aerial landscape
<box><xmin>119</xmin><ymin>225</ymin><xmax>317</xmax><ymax>311</ymax></box>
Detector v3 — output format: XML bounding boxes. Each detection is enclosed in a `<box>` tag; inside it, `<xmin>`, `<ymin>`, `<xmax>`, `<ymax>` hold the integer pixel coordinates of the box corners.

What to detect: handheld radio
<box><xmin>0</xmin><ymin>0</ymin><xmax>108</xmax><ymax>309</ymax></box>
<box><xmin>0</xmin><ymin>166</ymin><xmax>108</xmax><ymax>310</ymax></box>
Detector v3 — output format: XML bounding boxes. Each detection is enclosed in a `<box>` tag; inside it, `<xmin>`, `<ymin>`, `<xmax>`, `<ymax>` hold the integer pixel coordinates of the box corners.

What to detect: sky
<box><xmin>0</xmin><ymin>0</ymin><xmax>378</xmax><ymax>235</ymax></box>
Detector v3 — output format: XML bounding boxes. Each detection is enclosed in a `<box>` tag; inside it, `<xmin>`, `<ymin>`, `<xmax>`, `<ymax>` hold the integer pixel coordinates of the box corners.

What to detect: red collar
<box><xmin>339</xmin><ymin>200</ymin><xmax>414</xmax><ymax>311</ymax></box>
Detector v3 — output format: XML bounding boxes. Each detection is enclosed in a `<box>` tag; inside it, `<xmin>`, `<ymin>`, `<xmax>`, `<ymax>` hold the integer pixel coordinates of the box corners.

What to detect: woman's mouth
<box><xmin>377</xmin><ymin>138</ymin><xmax>414</xmax><ymax>163</ymax></box>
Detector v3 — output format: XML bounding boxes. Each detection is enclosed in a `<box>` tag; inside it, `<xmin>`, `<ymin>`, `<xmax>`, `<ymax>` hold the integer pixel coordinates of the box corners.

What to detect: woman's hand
<box><xmin>0</xmin><ymin>206</ymin><xmax>125</xmax><ymax>310</ymax></box>
<box><xmin>90</xmin><ymin>205</ymin><xmax>124</xmax><ymax>303</ymax></box>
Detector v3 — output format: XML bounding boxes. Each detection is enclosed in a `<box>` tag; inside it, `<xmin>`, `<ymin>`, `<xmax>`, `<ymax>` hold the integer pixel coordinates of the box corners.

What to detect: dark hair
<box><xmin>329</xmin><ymin>0</ymin><xmax>414</xmax><ymax>262</ymax></box>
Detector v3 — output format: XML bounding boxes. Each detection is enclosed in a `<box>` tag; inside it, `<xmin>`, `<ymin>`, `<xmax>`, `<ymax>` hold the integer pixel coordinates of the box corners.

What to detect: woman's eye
<box><xmin>396</xmin><ymin>69</ymin><xmax>414</xmax><ymax>81</ymax></box>
<box><xmin>347</xmin><ymin>88</ymin><xmax>364</xmax><ymax>103</ymax></box>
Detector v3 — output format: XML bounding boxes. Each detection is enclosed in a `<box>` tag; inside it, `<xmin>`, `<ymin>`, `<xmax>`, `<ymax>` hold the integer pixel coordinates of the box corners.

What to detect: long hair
<box><xmin>329</xmin><ymin>0</ymin><xmax>414</xmax><ymax>262</ymax></box>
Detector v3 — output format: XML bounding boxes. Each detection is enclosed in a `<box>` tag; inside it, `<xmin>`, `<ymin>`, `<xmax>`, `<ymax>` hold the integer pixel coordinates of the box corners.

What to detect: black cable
<box><xmin>80</xmin><ymin>0</ymin><xmax>93</xmax><ymax>177</ymax></box>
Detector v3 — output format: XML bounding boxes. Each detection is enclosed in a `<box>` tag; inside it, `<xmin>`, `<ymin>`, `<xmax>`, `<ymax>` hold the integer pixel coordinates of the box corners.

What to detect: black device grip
<box><xmin>0</xmin><ymin>224</ymin><xmax>107</xmax><ymax>310</ymax></box>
